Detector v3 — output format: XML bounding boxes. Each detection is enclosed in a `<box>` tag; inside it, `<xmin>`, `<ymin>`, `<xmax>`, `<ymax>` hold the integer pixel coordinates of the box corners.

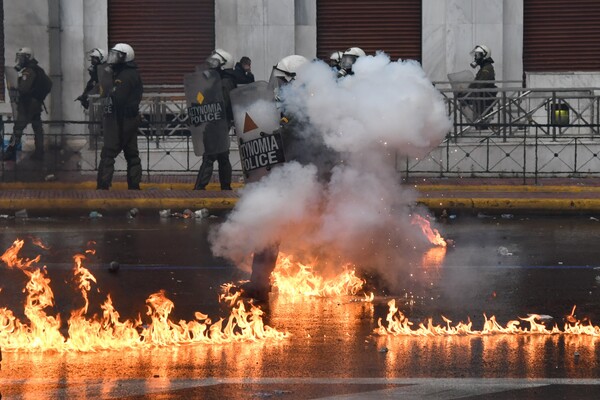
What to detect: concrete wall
<box><xmin>217</xmin><ymin>0</ymin><xmax>296</xmax><ymax>82</ymax></box>
<box><xmin>3</xmin><ymin>0</ymin><xmax>600</xmax><ymax>128</ymax></box>
<box><xmin>3</xmin><ymin>1</ymin><xmax>50</xmax><ymax>115</ymax></box>
<box><xmin>422</xmin><ymin>0</ymin><xmax>523</xmax><ymax>84</ymax></box>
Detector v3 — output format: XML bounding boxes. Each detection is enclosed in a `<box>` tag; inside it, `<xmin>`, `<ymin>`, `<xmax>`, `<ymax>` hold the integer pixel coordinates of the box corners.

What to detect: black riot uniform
<box><xmin>96</xmin><ymin>60</ymin><xmax>143</xmax><ymax>190</ymax></box>
<box><xmin>468</xmin><ymin>58</ymin><xmax>497</xmax><ymax>120</ymax></box>
<box><xmin>76</xmin><ymin>63</ymin><xmax>101</xmax><ymax>110</ymax></box>
<box><xmin>193</xmin><ymin>68</ymin><xmax>237</xmax><ymax>191</ymax></box>
<box><xmin>3</xmin><ymin>59</ymin><xmax>47</xmax><ymax>161</ymax></box>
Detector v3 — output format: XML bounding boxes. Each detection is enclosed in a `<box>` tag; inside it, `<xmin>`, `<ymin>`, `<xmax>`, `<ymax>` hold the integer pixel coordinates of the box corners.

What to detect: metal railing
<box><xmin>1</xmin><ymin>84</ymin><xmax>599</xmax><ymax>183</ymax></box>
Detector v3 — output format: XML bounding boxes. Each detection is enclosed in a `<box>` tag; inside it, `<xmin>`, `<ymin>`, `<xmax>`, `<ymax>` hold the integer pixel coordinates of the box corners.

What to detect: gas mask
<box><xmin>107</xmin><ymin>49</ymin><xmax>126</xmax><ymax>65</ymax></box>
<box><xmin>339</xmin><ymin>55</ymin><xmax>357</xmax><ymax>72</ymax></box>
<box><xmin>470</xmin><ymin>51</ymin><xmax>485</xmax><ymax>68</ymax></box>
<box><xmin>15</xmin><ymin>54</ymin><xmax>29</xmax><ymax>71</ymax></box>
<box><xmin>206</xmin><ymin>56</ymin><xmax>223</xmax><ymax>69</ymax></box>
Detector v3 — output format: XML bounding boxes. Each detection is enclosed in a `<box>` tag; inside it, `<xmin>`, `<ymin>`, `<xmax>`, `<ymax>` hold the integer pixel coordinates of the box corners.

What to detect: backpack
<box><xmin>31</xmin><ymin>65</ymin><xmax>53</xmax><ymax>102</ymax></box>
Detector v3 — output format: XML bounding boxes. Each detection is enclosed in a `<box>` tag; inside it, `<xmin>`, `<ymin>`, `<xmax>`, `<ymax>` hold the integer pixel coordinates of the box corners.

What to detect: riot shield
<box><xmin>184</xmin><ymin>67</ymin><xmax>230</xmax><ymax>156</ymax></box>
<box><xmin>5</xmin><ymin>67</ymin><xmax>19</xmax><ymax>120</ymax></box>
<box><xmin>447</xmin><ymin>70</ymin><xmax>474</xmax><ymax>92</ymax></box>
<box><xmin>96</xmin><ymin>64</ymin><xmax>113</xmax><ymax>98</ymax></box>
<box><xmin>230</xmin><ymin>81</ymin><xmax>284</xmax><ymax>183</ymax></box>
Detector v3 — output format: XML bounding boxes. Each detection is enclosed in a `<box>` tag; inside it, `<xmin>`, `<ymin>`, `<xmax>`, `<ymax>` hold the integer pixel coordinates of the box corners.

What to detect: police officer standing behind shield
<box><xmin>3</xmin><ymin>47</ymin><xmax>50</xmax><ymax>162</ymax></box>
<box><xmin>96</xmin><ymin>43</ymin><xmax>143</xmax><ymax>190</ymax></box>
<box><xmin>194</xmin><ymin>49</ymin><xmax>236</xmax><ymax>191</ymax></box>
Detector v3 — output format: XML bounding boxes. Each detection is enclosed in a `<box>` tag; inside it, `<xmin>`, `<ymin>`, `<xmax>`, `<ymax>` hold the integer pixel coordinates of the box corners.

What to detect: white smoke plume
<box><xmin>210</xmin><ymin>52</ymin><xmax>451</xmax><ymax>288</ymax></box>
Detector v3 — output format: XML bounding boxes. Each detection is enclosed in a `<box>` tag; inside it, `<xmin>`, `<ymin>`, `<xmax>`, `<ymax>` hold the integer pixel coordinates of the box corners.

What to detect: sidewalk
<box><xmin>2</xmin><ymin>175</ymin><xmax>600</xmax><ymax>215</ymax></box>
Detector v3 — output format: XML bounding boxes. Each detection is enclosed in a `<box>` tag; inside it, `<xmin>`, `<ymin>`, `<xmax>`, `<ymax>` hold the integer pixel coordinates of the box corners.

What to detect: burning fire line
<box><xmin>0</xmin><ymin>239</ymin><xmax>288</xmax><ymax>352</ymax></box>
<box><xmin>375</xmin><ymin>300</ymin><xmax>600</xmax><ymax>336</ymax></box>
<box><xmin>271</xmin><ymin>254</ymin><xmax>373</xmax><ymax>301</ymax></box>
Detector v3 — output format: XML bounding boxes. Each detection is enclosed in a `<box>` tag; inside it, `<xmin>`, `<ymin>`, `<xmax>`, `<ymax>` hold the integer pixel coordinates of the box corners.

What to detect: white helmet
<box><xmin>208</xmin><ymin>49</ymin><xmax>234</xmax><ymax>69</ymax></box>
<box><xmin>108</xmin><ymin>43</ymin><xmax>135</xmax><ymax>64</ymax></box>
<box><xmin>470</xmin><ymin>44</ymin><xmax>491</xmax><ymax>60</ymax></box>
<box><xmin>339</xmin><ymin>47</ymin><xmax>366</xmax><ymax>72</ymax></box>
<box><xmin>272</xmin><ymin>55</ymin><xmax>309</xmax><ymax>82</ymax></box>
<box><xmin>16</xmin><ymin>47</ymin><xmax>34</xmax><ymax>59</ymax></box>
<box><xmin>87</xmin><ymin>48</ymin><xmax>105</xmax><ymax>64</ymax></box>
<box><xmin>15</xmin><ymin>47</ymin><xmax>34</xmax><ymax>69</ymax></box>
<box><xmin>329</xmin><ymin>50</ymin><xmax>343</xmax><ymax>64</ymax></box>
<box><xmin>343</xmin><ymin>47</ymin><xmax>366</xmax><ymax>58</ymax></box>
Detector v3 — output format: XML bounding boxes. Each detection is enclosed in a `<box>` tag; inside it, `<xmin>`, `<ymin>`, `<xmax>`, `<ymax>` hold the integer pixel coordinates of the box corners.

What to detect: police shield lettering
<box><xmin>239</xmin><ymin>134</ymin><xmax>285</xmax><ymax>172</ymax></box>
<box><xmin>230</xmin><ymin>81</ymin><xmax>283</xmax><ymax>182</ymax></box>
<box><xmin>184</xmin><ymin>67</ymin><xmax>230</xmax><ymax>156</ymax></box>
<box><xmin>188</xmin><ymin>102</ymin><xmax>223</xmax><ymax>126</ymax></box>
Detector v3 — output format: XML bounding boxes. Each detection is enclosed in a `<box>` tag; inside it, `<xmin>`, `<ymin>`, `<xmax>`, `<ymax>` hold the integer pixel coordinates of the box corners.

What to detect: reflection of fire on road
<box><xmin>0</xmin><ymin>239</ymin><xmax>287</xmax><ymax>352</ymax></box>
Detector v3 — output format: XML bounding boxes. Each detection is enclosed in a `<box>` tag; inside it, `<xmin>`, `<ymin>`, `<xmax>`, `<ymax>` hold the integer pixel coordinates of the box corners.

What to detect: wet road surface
<box><xmin>1</xmin><ymin>214</ymin><xmax>600</xmax><ymax>398</ymax></box>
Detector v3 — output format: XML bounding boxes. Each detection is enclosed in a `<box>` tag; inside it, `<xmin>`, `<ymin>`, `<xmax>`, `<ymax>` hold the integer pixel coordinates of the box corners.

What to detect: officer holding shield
<box><xmin>96</xmin><ymin>43</ymin><xmax>143</xmax><ymax>190</ymax></box>
<box><xmin>236</xmin><ymin>54</ymin><xmax>310</xmax><ymax>303</ymax></box>
<box><xmin>193</xmin><ymin>49</ymin><xmax>237</xmax><ymax>191</ymax></box>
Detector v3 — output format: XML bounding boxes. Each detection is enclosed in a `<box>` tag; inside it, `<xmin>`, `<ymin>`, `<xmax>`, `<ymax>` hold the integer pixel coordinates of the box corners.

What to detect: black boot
<box><xmin>2</xmin><ymin>146</ymin><xmax>16</xmax><ymax>162</ymax></box>
<box><xmin>30</xmin><ymin>149</ymin><xmax>44</xmax><ymax>160</ymax></box>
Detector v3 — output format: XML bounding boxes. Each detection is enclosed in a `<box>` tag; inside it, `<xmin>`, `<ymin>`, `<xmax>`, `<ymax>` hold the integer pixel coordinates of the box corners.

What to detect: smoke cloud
<box><xmin>210</xmin><ymin>52</ymin><xmax>452</xmax><ymax>289</ymax></box>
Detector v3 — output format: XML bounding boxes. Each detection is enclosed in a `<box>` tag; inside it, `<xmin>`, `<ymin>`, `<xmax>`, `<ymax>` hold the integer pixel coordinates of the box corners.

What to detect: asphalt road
<box><xmin>1</xmin><ymin>214</ymin><xmax>600</xmax><ymax>399</ymax></box>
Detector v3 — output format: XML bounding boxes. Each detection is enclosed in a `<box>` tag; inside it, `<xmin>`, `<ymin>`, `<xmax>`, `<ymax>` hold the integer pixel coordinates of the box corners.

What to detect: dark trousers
<box><xmin>194</xmin><ymin>151</ymin><xmax>232</xmax><ymax>190</ymax></box>
<box><xmin>8</xmin><ymin>99</ymin><xmax>44</xmax><ymax>153</ymax></box>
<box><xmin>97</xmin><ymin>115</ymin><xmax>142</xmax><ymax>190</ymax></box>
<box><xmin>250</xmin><ymin>243</ymin><xmax>280</xmax><ymax>289</ymax></box>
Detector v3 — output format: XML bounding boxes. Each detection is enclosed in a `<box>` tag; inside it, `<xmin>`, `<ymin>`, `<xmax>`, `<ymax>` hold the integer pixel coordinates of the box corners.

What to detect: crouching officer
<box><xmin>3</xmin><ymin>47</ymin><xmax>51</xmax><ymax>161</ymax></box>
<box><xmin>96</xmin><ymin>43</ymin><xmax>143</xmax><ymax>190</ymax></box>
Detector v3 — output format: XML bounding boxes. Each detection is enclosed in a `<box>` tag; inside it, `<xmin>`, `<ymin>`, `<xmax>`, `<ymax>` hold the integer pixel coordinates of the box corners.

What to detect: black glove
<box><xmin>75</xmin><ymin>94</ymin><xmax>89</xmax><ymax>110</ymax></box>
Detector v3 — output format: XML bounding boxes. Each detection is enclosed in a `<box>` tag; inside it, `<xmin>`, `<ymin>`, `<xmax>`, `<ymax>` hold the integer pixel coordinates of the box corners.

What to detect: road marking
<box><xmin>1</xmin><ymin>377</ymin><xmax>600</xmax><ymax>399</ymax></box>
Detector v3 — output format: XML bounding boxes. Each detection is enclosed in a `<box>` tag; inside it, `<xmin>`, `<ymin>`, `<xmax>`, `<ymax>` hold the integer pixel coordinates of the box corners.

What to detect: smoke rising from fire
<box><xmin>210</xmin><ymin>52</ymin><xmax>451</xmax><ymax>288</ymax></box>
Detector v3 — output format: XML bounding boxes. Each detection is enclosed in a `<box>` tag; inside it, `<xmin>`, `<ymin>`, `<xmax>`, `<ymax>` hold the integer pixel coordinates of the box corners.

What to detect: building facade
<box><xmin>2</xmin><ymin>0</ymin><xmax>600</xmax><ymax>127</ymax></box>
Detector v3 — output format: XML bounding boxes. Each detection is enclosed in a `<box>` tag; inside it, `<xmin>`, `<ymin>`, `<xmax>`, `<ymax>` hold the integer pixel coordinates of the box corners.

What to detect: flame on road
<box><xmin>375</xmin><ymin>300</ymin><xmax>600</xmax><ymax>336</ymax></box>
<box><xmin>0</xmin><ymin>239</ymin><xmax>287</xmax><ymax>352</ymax></box>
<box><xmin>411</xmin><ymin>214</ymin><xmax>447</xmax><ymax>247</ymax></box>
<box><xmin>271</xmin><ymin>254</ymin><xmax>372</xmax><ymax>300</ymax></box>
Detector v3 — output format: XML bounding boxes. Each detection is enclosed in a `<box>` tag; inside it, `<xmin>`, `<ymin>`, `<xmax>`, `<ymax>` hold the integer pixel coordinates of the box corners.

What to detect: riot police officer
<box><xmin>328</xmin><ymin>50</ymin><xmax>343</xmax><ymax>71</ymax></box>
<box><xmin>238</xmin><ymin>54</ymin><xmax>310</xmax><ymax>303</ymax></box>
<box><xmin>76</xmin><ymin>48</ymin><xmax>105</xmax><ymax>109</ymax></box>
<box><xmin>96</xmin><ymin>43</ymin><xmax>143</xmax><ymax>190</ymax></box>
<box><xmin>194</xmin><ymin>49</ymin><xmax>237</xmax><ymax>191</ymax></box>
<box><xmin>468</xmin><ymin>44</ymin><xmax>497</xmax><ymax>125</ymax></box>
<box><xmin>337</xmin><ymin>47</ymin><xmax>366</xmax><ymax>78</ymax></box>
<box><xmin>3</xmin><ymin>47</ymin><xmax>50</xmax><ymax>162</ymax></box>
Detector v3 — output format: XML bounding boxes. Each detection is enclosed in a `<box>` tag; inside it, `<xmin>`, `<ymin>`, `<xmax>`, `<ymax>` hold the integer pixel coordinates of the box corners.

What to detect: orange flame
<box><xmin>1</xmin><ymin>239</ymin><xmax>41</xmax><ymax>269</ymax></box>
<box><xmin>271</xmin><ymin>254</ymin><xmax>372</xmax><ymax>299</ymax></box>
<box><xmin>411</xmin><ymin>214</ymin><xmax>447</xmax><ymax>247</ymax></box>
<box><xmin>375</xmin><ymin>299</ymin><xmax>600</xmax><ymax>336</ymax></box>
<box><xmin>0</xmin><ymin>238</ymin><xmax>288</xmax><ymax>352</ymax></box>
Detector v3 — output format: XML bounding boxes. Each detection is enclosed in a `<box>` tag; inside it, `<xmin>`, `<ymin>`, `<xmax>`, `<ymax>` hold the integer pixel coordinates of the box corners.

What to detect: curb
<box><xmin>0</xmin><ymin>182</ymin><xmax>598</xmax><ymax>213</ymax></box>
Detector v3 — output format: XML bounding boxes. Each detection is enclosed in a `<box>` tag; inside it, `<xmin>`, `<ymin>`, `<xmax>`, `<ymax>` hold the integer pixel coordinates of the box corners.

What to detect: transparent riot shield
<box><xmin>230</xmin><ymin>81</ymin><xmax>284</xmax><ymax>183</ymax></box>
<box><xmin>184</xmin><ymin>67</ymin><xmax>230</xmax><ymax>156</ymax></box>
<box><xmin>5</xmin><ymin>67</ymin><xmax>19</xmax><ymax>121</ymax></box>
